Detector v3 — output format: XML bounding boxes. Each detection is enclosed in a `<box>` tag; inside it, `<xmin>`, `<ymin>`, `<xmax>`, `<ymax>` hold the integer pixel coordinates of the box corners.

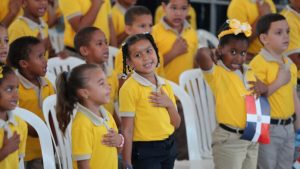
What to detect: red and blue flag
<box><xmin>240</xmin><ymin>95</ymin><xmax>271</xmax><ymax>144</ymax></box>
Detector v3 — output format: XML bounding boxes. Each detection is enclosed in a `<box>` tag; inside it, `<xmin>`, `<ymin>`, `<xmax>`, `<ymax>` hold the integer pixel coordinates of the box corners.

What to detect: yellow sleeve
<box><xmin>189</xmin><ymin>6</ymin><xmax>197</xmax><ymax>30</ymax></box>
<box><xmin>59</xmin><ymin>0</ymin><xmax>82</xmax><ymax>20</ymax></box>
<box><xmin>227</xmin><ymin>0</ymin><xmax>247</xmax><ymax>22</ymax></box>
<box><xmin>249</xmin><ymin>56</ymin><xmax>267</xmax><ymax>83</ymax></box>
<box><xmin>154</xmin><ymin>5</ymin><xmax>163</xmax><ymax>24</ymax></box>
<box><xmin>202</xmin><ymin>64</ymin><xmax>220</xmax><ymax>92</ymax></box>
<box><xmin>284</xmin><ymin>14</ymin><xmax>300</xmax><ymax>54</ymax></box>
<box><xmin>114</xmin><ymin>49</ymin><xmax>123</xmax><ymax>76</ymax></box>
<box><xmin>8</xmin><ymin>21</ymin><xmax>26</xmax><ymax>44</ymax></box>
<box><xmin>105</xmin><ymin>0</ymin><xmax>112</xmax><ymax>13</ymax></box>
<box><xmin>165</xmin><ymin>81</ymin><xmax>177</xmax><ymax>107</ymax></box>
<box><xmin>119</xmin><ymin>80</ymin><xmax>138</xmax><ymax>117</ymax></box>
<box><xmin>72</xmin><ymin>121</ymin><xmax>93</xmax><ymax>160</ymax></box>
<box><xmin>18</xmin><ymin>118</ymin><xmax>28</xmax><ymax>157</ymax></box>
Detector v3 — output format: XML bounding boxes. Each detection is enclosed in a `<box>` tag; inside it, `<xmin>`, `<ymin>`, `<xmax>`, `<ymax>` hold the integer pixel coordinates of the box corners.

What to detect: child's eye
<box><xmin>146</xmin><ymin>48</ymin><xmax>153</xmax><ymax>54</ymax></box>
<box><xmin>140</xmin><ymin>24</ymin><xmax>146</xmax><ymax>28</ymax></box>
<box><xmin>181</xmin><ymin>6</ymin><xmax>188</xmax><ymax>11</ymax></box>
<box><xmin>171</xmin><ymin>6</ymin><xmax>177</xmax><ymax>11</ymax></box>
<box><xmin>230</xmin><ymin>50</ymin><xmax>237</xmax><ymax>55</ymax></box>
<box><xmin>5</xmin><ymin>87</ymin><xmax>13</xmax><ymax>92</ymax></box>
<box><xmin>241</xmin><ymin>51</ymin><xmax>247</xmax><ymax>56</ymax></box>
<box><xmin>4</xmin><ymin>38</ymin><xmax>8</xmax><ymax>44</ymax></box>
<box><xmin>135</xmin><ymin>53</ymin><xmax>141</xmax><ymax>58</ymax></box>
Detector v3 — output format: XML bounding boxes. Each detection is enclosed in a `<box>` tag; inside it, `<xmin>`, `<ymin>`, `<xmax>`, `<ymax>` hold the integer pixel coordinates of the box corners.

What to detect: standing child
<box><xmin>197</xmin><ymin>19</ymin><xmax>262</xmax><ymax>169</ymax></box>
<box><xmin>111</xmin><ymin>0</ymin><xmax>137</xmax><ymax>46</ymax></box>
<box><xmin>7</xmin><ymin>36</ymin><xmax>55</xmax><ymax>169</ymax></box>
<box><xmin>0</xmin><ymin>64</ymin><xmax>27</xmax><ymax>169</ymax></box>
<box><xmin>74</xmin><ymin>26</ymin><xmax>120</xmax><ymax>127</ymax></box>
<box><xmin>56</xmin><ymin>64</ymin><xmax>123</xmax><ymax>169</ymax></box>
<box><xmin>152</xmin><ymin>0</ymin><xmax>198</xmax><ymax>84</ymax></box>
<box><xmin>114</xmin><ymin>5</ymin><xmax>165</xmax><ymax>81</ymax></box>
<box><xmin>120</xmin><ymin>33</ymin><xmax>181</xmax><ymax>169</ymax></box>
<box><xmin>249</xmin><ymin>13</ymin><xmax>300</xmax><ymax>169</ymax></box>
<box><xmin>0</xmin><ymin>24</ymin><xmax>9</xmax><ymax>64</ymax></box>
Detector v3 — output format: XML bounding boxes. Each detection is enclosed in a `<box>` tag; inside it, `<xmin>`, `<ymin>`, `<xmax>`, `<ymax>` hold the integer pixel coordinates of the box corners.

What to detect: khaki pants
<box><xmin>212</xmin><ymin>126</ymin><xmax>259</xmax><ymax>169</ymax></box>
<box><xmin>257</xmin><ymin>123</ymin><xmax>295</xmax><ymax>169</ymax></box>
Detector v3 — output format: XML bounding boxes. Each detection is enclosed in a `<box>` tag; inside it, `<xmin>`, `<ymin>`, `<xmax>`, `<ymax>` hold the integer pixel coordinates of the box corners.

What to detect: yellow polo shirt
<box><xmin>203</xmin><ymin>61</ymin><xmax>253</xmax><ymax>129</ymax></box>
<box><xmin>119</xmin><ymin>72</ymin><xmax>175</xmax><ymax>141</ymax></box>
<box><xmin>8</xmin><ymin>16</ymin><xmax>48</xmax><ymax>44</ymax></box>
<box><xmin>281</xmin><ymin>5</ymin><xmax>300</xmax><ymax>78</ymax></box>
<box><xmin>111</xmin><ymin>3</ymin><xmax>126</xmax><ymax>39</ymax></box>
<box><xmin>103</xmin><ymin>69</ymin><xmax>119</xmax><ymax>114</ymax></box>
<box><xmin>114</xmin><ymin>49</ymin><xmax>165</xmax><ymax>77</ymax></box>
<box><xmin>249</xmin><ymin>48</ymin><xmax>297</xmax><ymax>119</ymax></box>
<box><xmin>72</xmin><ymin>104</ymin><xmax>118</xmax><ymax>169</ymax></box>
<box><xmin>152</xmin><ymin>19</ymin><xmax>198</xmax><ymax>83</ymax></box>
<box><xmin>227</xmin><ymin>0</ymin><xmax>276</xmax><ymax>55</ymax></box>
<box><xmin>154</xmin><ymin>5</ymin><xmax>197</xmax><ymax>30</ymax></box>
<box><xmin>59</xmin><ymin>0</ymin><xmax>111</xmax><ymax>47</ymax></box>
<box><xmin>0</xmin><ymin>112</ymin><xmax>27</xmax><ymax>169</ymax></box>
<box><xmin>16</xmin><ymin>71</ymin><xmax>55</xmax><ymax>161</ymax></box>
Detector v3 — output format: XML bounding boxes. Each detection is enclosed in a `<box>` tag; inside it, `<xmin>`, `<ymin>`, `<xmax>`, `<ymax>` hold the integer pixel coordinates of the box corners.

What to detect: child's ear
<box><xmin>259</xmin><ymin>33</ymin><xmax>268</xmax><ymax>45</ymax></box>
<box><xmin>77</xmin><ymin>88</ymin><xmax>89</xmax><ymax>100</ymax></box>
<box><xmin>19</xmin><ymin>59</ymin><xmax>28</xmax><ymax>69</ymax></box>
<box><xmin>79</xmin><ymin>46</ymin><xmax>88</xmax><ymax>57</ymax></box>
<box><xmin>125</xmin><ymin>25</ymin><xmax>132</xmax><ymax>35</ymax></box>
<box><xmin>162</xmin><ymin>2</ymin><xmax>167</xmax><ymax>12</ymax></box>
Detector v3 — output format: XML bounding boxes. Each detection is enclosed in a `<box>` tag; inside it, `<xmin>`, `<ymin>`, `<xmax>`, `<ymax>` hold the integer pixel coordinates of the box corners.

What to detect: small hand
<box><xmin>102</xmin><ymin>129</ymin><xmax>121</xmax><ymax>147</ymax></box>
<box><xmin>149</xmin><ymin>88</ymin><xmax>173</xmax><ymax>108</ymax></box>
<box><xmin>2</xmin><ymin>131</ymin><xmax>20</xmax><ymax>155</ymax></box>
<box><xmin>276</xmin><ymin>64</ymin><xmax>291</xmax><ymax>86</ymax></box>
<box><xmin>248</xmin><ymin>77</ymin><xmax>268</xmax><ymax>97</ymax></box>
<box><xmin>8</xmin><ymin>0</ymin><xmax>22</xmax><ymax>16</ymax></box>
<box><xmin>91</xmin><ymin>0</ymin><xmax>104</xmax><ymax>6</ymax></box>
<box><xmin>172</xmin><ymin>37</ymin><xmax>188</xmax><ymax>57</ymax></box>
<box><xmin>257</xmin><ymin>0</ymin><xmax>271</xmax><ymax>16</ymax></box>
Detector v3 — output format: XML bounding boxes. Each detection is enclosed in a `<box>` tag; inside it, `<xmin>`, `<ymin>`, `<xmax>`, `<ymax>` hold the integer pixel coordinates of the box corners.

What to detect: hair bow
<box><xmin>218</xmin><ymin>19</ymin><xmax>252</xmax><ymax>39</ymax></box>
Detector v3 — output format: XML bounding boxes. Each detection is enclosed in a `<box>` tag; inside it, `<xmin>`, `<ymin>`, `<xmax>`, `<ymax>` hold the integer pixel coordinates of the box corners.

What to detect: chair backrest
<box><xmin>47</xmin><ymin>56</ymin><xmax>85</xmax><ymax>76</ymax></box>
<box><xmin>48</xmin><ymin>28</ymin><xmax>64</xmax><ymax>54</ymax></box>
<box><xmin>46</xmin><ymin>72</ymin><xmax>57</xmax><ymax>90</ymax></box>
<box><xmin>197</xmin><ymin>29</ymin><xmax>219</xmax><ymax>48</ymax></box>
<box><xmin>42</xmin><ymin>94</ymin><xmax>73</xmax><ymax>169</ymax></box>
<box><xmin>12</xmin><ymin>107</ymin><xmax>56</xmax><ymax>169</ymax></box>
<box><xmin>179</xmin><ymin>69</ymin><xmax>216</xmax><ymax>158</ymax></box>
<box><xmin>108</xmin><ymin>46</ymin><xmax>119</xmax><ymax>71</ymax></box>
<box><xmin>168</xmin><ymin>80</ymin><xmax>201</xmax><ymax>160</ymax></box>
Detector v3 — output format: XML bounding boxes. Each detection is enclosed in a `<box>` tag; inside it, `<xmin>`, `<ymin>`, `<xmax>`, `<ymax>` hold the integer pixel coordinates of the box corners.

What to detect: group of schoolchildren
<box><xmin>0</xmin><ymin>0</ymin><xmax>300</xmax><ymax>169</ymax></box>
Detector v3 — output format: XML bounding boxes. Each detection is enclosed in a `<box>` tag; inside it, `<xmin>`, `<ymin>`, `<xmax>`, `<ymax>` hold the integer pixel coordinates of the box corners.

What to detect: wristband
<box><xmin>117</xmin><ymin>134</ymin><xmax>124</xmax><ymax>148</ymax></box>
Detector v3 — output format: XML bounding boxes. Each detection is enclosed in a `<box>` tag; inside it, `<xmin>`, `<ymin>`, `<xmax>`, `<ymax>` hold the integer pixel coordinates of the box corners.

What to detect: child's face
<box><xmin>127</xmin><ymin>39</ymin><xmax>158</xmax><ymax>76</ymax></box>
<box><xmin>23</xmin><ymin>43</ymin><xmax>47</xmax><ymax>77</ymax></box>
<box><xmin>126</xmin><ymin>14</ymin><xmax>153</xmax><ymax>35</ymax></box>
<box><xmin>0</xmin><ymin>27</ymin><xmax>9</xmax><ymax>64</ymax></box>
<box><xmin>83</xmin><ymin>30</ymin><xmax>109</xmax><ymax>65</ymax></box>
<box><xmin>261</xmin><ymin>20</ymin><xmax>290</xmax><ymax>54</ymax></box>
<box><xmin>219</xmin><ymin>39</ymin><xmax>248</xmax><ymax>71</ymax></box>
<box><xmin>0</xmin><ymin>73</ymin><xmax>19</xmax><ymax>113</ymax></box>
<box><xmin>162</xmin><ymin>0</ymin><xmax>189</xmax><ymax>28</ymax></box>
<box><xmin>23</xmin><ymin>0</ymin><xmax>48</xmax><ymax>17</ymax></box>
<box><xmin>84</xmin><ymin>68</ymin><xmax>111</xmax><ymax>105</ymax></box>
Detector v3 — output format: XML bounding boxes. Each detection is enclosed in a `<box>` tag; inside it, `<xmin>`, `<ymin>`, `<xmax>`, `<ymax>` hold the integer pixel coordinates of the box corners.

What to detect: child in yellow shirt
<box><xmin>74</xmin><ymin>26</ymin><xmax>120</xmax><ymax>127</ymax></box>
<box><xmin>7</xmin><ymin>36</ymin><xmax>55</xmax><ymax>169</ymax></box>
<box><xmin>56</xmin><ymin>64</ymin><xmax>123</xmax><ymax>169</ymax></box>
<box><xmin>152</xmin><ymin>0</ymin><xmax>198</xmax><ymax>84</ymax></box>
<box><xmin>111</xmin><ymin>0</ymin><xmax>137</xmax><ymax>46</ymax></box>
<box><xmin>0</xmin><ymin>64</ymin><xmax>27</xmax><ymax>169</ymax></box>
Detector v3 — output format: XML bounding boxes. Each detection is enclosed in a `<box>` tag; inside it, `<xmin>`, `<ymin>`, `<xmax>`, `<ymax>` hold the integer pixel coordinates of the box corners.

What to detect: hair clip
<box><xmin>218</xmin><ymin>19</ymin><xmax>252</xmax><ymax>39</ymax></box>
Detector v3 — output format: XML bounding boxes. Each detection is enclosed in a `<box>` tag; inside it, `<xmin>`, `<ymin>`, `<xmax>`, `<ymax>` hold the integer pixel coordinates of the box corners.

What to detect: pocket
<box><xmin>212</xmin><ymin>126</ymin><xmax>231</xmax><ymax>146</ymax></box>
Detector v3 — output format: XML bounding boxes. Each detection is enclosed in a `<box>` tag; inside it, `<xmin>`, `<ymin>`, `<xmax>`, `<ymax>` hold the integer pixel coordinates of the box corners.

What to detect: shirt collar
<box><xmin>0</xmin><ymin>111</ymin><xmax>18</xmax><ymax>126</ymax></box>
<box><xmin>77</xmin><ymin>103</ymin><xmax>110</xmax><ymax>127</ymax></box>
<box><xmin>115</xmin><ymin>2</ymin><xmax>127</xmax><ymax>15</ymax></box>
<box><xmin>132</xmin><ymin>71</ymin><xmax>166</xmax><ymax>91</ymax></box>
<box><xmin>286</xmin><ymin>5</ymin><xmax>300</xmax><ymax>19</ymax></box>
<box><xmin>15</xmin><ymin>70</ymin><xmax>48</xmax><ymax>89</ymax></box>
<box><xmin>160</xmin><ymin>17</ymin><xmax>191</xmax><ymax>35</ymax></box>
<box><xmin>259</xmin><ymin>48</ymin><xmax>293</xmax><ymax>68</ymax></box>
<box><xmin>19</xmin><ymin>16</ymin><xmax>47</xmax><ymax>30</ymax></box>
<box><xmin>217</xmin><ymin>60</ymin><xmax>249</xmax><ymax>85</ymax></box>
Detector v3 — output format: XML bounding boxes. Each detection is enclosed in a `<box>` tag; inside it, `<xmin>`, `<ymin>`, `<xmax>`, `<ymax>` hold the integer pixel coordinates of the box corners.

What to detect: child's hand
<box><xmin>91</xmin><ymin>0</ymin><xmax>104</xmax><ymax>6</ymax></box>
<box><xmin>248</xmin><ymin>77</ymin><xmax>268</xmax><ymax>97</ymax></box>
<box><xmin>172</xmin><ymin>37</ymin><xmax>188</xmax><ymax>57</ymax></box>
<box><xmin>276</xmin><ymin>64</ymin><xmax>291</xmax><ymax>87</ymax></box>
<box><xmin>8</xmin><ymin>0</ymin><xmax>22</xmax><ymax>16</ymax></box>
<box><xmin>149</xmin><ymin>88</ymin><xmax>173</xmax><ymax>108</ymax></box>
<box><xmin>2</xmin><ymin>132</ymin><xmax>20</xmax><ymax>155</ymax></box>
<box><xmin>102</xmin><ymin>129</ymin><xmax>122</xmax><ymax>147</ymax></box>
<box><xmin>257</xmin><ymin>0</ymin><xmax>271</xmax><ymax>16</ymax></box>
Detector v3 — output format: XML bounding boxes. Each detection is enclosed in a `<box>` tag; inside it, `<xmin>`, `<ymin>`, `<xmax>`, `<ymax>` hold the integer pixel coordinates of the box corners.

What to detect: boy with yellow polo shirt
<box><xmin>59</xmin><ymin>0</ymin><xmax>117</xmax><ymax>57</ymax></box>
<box><xmin>249</xmin><ymin>13</ymin><xmax>300</xmax><ymax>169</ymax></box>
<box><xmin>114</xmin><ymin>6</ymin><xmax>165</xmax><ymax>79</ymax></box>
<box><xmin>111</xmin><ymin>0</ymin><xmax>136</xmax><ymax>46</ymax></box>
<box><xmin>152</xmin><ymin>0</ymin><xmax>198</xmax><ymax>84</ymax></box>
<box><xmin>74</xmin><ymin>26</ymin><xmax>120</xmax><ymax>127</ymax></box>
<box><xmin>154</xmin><ymin>4</ymin><xmax>197</xmax><ymax>30</ymax></box>
<box><xmin>227</xmin><ymin>0</ymin><xmax>276</xmax><ymax>62</ymax></box>
<box><xmin>7</xmin><ymin>36</ymin><xmax>55</xmax><ymax>169</ymax></box>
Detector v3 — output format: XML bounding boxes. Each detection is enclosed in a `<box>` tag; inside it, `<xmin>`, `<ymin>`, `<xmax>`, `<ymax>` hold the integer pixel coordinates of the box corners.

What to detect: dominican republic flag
<box><xmin>240</xmin><ymin>95</ymin><xmax>271</xmax><ymax>144</ymax></box>
<box><xmin>294</xmin><ymin>156</ymin><xmax>300</xmax><ymax>169</ymax></box>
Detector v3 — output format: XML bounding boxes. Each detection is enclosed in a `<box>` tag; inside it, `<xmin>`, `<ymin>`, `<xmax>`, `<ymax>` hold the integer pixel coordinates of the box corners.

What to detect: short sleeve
<box><xmin>164</xmin><ymin>81</ymin><xmax>177</xmax><ymax>107</ymax></box>
<box><xmin>249</xmin><ymin>56</ymin><xmax>268</xmax><ymax>83</ymax></box>
<box><xmin>59</xmin><ymin>0</ymin><xmax>82</xmax><ymax>20</ymax></box>
<box><xmin>119</xmin><ymin>81</ymin><xmax>138</xmax><ymax>117</ymax></box>
<box><xmin>72</xmin><ymin>123</ymin><xmax>93</xmax><ymax>161</ymax></box>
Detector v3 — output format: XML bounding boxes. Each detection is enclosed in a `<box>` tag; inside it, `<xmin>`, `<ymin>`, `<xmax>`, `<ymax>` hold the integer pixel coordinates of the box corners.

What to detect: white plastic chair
<box><xmin>12</xmin><ymin>107</ymin><xmax>56</xmax><ymax>169</ymax></box>
<box><xmin>197</xmin><ymin>29</ymin><xmax>219</xmax><ymax>48</ymax></box>
<box><xmin>108</xmin><ymin>46</ymin><xmax>118</xmax><ymax>71</ymax></box>
<box><xmin>42</xmin><ymin>94</ymin><xmax>73</xmax><ymax>169</ymax></box>
<box><xmin>179</xmin><ymin>69</ymin><xmax>216</xmax><ymax>159</ymax></box>
<box><xmin>168</xmin><ymin>80</ymin><xmax>201</xmax><ymax>161</ymax></box>
<box><xmin>46</xmin><ymin>72</ymin><xmax>57</xmax><ymax>89</ymax></box>
<box><xmin>48</xmin><ymin>28</ymin><xmax>64</xmax><ymax>54</ymax></box>
<box><xmin>47</xmin><ymin>56</ymin><xmax>85</xmax><ymax>76</ymax></box>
